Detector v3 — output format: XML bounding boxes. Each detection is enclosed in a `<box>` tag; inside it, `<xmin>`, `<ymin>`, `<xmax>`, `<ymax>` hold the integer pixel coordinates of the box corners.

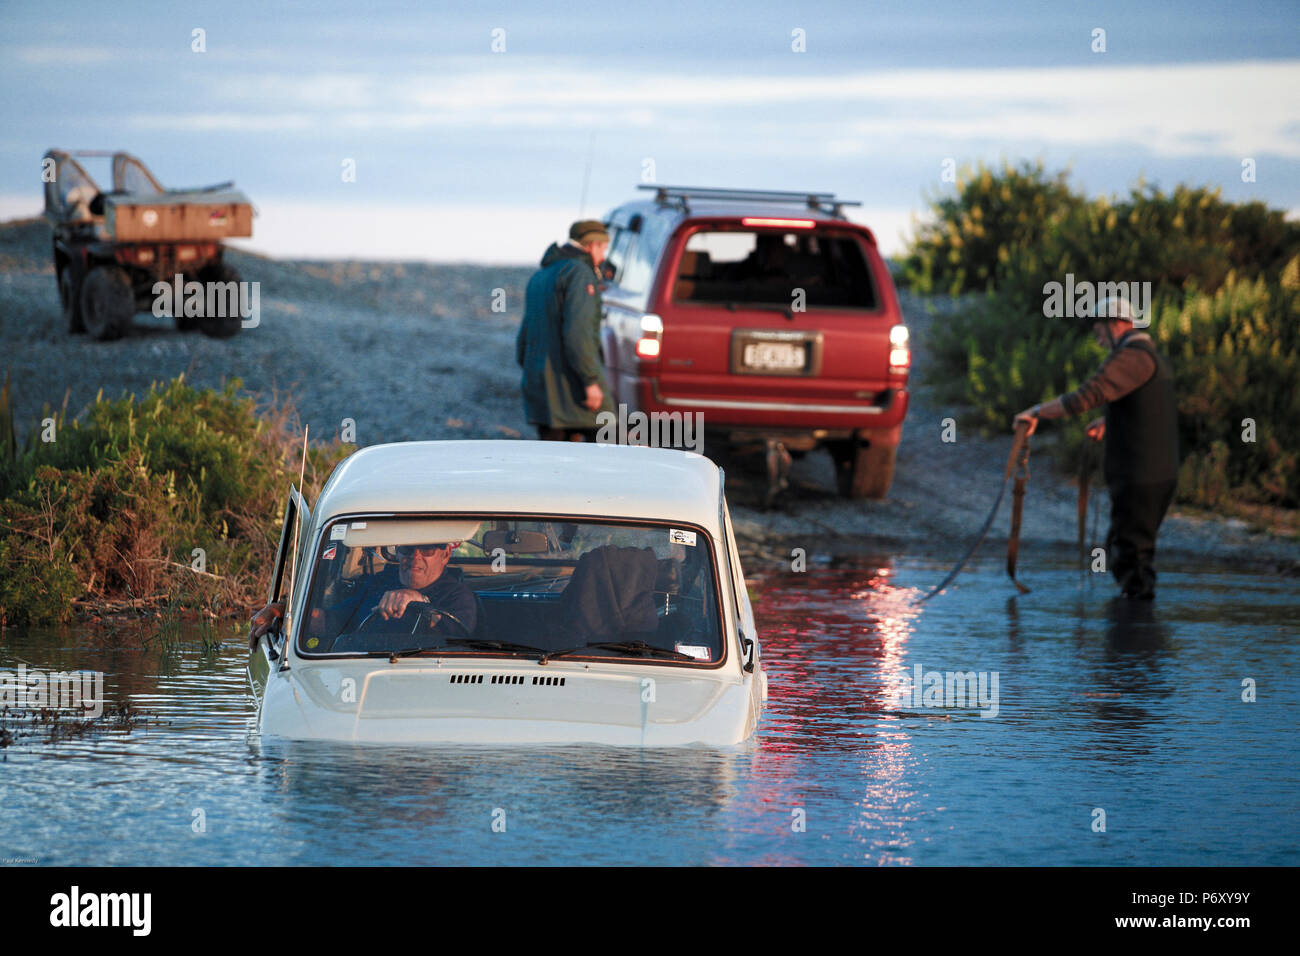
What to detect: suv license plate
<box><xmin>742</xmin><ymin>342</ymin><xmax>806</xmax><ymax>371</ymax></box>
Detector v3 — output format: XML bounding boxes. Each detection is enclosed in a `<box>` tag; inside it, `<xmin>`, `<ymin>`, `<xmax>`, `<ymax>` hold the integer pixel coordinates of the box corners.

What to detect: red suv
<box><xmin>599</xmin><ymin>185</ymin><xmax>909</xmax><ymax>501</ymax></box>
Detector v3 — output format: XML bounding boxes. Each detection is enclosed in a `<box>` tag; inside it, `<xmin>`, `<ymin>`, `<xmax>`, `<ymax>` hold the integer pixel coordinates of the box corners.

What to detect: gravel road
<box><xmin>3</xmin><ymin>216</ymin><xmax>1295</xmax><ymax>577</ymax></box>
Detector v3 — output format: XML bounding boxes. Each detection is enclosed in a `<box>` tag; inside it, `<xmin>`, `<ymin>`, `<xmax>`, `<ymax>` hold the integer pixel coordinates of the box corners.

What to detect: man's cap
<box><xmin>1093</xmin><ymin>295</ymin><xmax>1136</xmax><ymax>323</ymax></box>
<box><xmin>569</xmin><ymin>219</ymin><xmax>610</xmax><ymax>244</ymax></box>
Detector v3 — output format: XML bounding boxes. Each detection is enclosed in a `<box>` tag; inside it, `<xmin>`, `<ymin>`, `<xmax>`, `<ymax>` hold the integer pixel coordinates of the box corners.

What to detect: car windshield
<box><xmin>673</xmin><ymin>228</ymin><xmax>877</xmax><ymax>309</ymax></box>
<box><xmin>297</xmin><ymin>517</ymin><xmax>723</xmax><ymax>663</ymax></box>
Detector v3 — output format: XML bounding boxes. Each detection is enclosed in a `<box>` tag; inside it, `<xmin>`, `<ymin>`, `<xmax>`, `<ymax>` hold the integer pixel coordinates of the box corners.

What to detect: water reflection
<box><xmin>748</xmin><ymin>557</ymin><xmax>923</xmax><ymax>863</ymax></box>
<box><xmin>251</xmin><ymin>740</ymin><xmax>753</xmax><ymax>865</ymax></box>
<box><xmin>1071</xmin><ymin>597</ymin><xmax>1176</xmax><ymax>745</ymax></box>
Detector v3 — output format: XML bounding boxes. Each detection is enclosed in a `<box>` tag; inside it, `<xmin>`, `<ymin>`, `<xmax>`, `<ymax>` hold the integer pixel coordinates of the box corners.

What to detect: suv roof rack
<box><xmin>637</xmin><ymin>184</ymin><xmax>861</xmax><ymax>218</ymax></box>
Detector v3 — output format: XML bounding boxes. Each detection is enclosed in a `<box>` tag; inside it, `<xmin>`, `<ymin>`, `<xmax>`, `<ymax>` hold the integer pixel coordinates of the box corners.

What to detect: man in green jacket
<box><xmin>517</xmin><ymin>219</ymin><xmax>615</xmax><ymax>441</ymax></box>
<box><xmin>1014</xmin><ymin>296</ymin><xmax>1180</xmax><ymax>600</ymax></box>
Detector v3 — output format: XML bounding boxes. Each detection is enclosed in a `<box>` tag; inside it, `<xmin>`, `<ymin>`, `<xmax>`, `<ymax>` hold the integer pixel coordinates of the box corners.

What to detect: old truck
<box><xmin>43</xmin><ymin>149</ymin><xmax>254</xmax><ymax>340</ymax></box>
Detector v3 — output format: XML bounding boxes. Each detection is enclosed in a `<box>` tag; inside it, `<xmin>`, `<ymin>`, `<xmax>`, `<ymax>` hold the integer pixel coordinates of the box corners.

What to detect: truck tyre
<box><xmin>195</xmin><ymin>262</ymin><xmax>243</xmax><ymax>338</ymax></box>
<box><xmin>80</xmin><ymin>265</ymin><xmax>135</xmax><ymax>341</ymax></box>
<box><xmin>831</xmin><ymin>439</ymin><xmax>897</xmax><ymax>500</ymax></box>
<box><xmin>59</xmin><ymin>267</ymin><xmax>85</xmax><ymax>334</ymax></box>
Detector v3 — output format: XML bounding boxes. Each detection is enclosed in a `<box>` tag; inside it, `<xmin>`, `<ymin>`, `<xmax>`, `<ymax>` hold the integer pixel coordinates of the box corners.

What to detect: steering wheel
<box><xmin>357</xmin><ymin>600</ymin><xmax>472</xmax><ymax>640</ymax></box>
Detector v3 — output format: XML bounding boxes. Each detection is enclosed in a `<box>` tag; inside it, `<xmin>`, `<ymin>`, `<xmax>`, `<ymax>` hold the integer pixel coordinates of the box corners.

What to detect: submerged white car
<box><xmin>248</xmin><ymin>440</ymin><xmax>766</xmax><ymax>745</ymax></box>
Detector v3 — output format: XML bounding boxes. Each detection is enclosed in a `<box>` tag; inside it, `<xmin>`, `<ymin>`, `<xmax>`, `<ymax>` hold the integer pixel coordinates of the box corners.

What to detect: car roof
<box><xmin>314</xmin><ymin>440</ymin><xmax>724</xmax><ymax>534</ymax></box>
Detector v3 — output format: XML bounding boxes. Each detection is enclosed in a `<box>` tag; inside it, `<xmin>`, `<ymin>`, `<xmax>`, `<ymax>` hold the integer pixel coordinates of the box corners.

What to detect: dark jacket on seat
<box><xmin>557</xmin><ymin>545</ymin><xmax>659</xmax><ymax>643</ymax></box>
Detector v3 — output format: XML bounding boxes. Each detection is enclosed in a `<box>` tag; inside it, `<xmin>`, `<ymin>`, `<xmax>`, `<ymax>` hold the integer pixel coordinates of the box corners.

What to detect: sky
<box><xmin>1</xmin><ymin>0</ymin><xmax>1297</xmax><ymax>262</ymax></box>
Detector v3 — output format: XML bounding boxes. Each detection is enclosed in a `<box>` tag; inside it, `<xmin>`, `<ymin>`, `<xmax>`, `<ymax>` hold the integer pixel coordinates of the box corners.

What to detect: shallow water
<box><xmin>1</xmin><ymin>556</ymin><xmax>1296</xmax><ymax>866</ymax></box>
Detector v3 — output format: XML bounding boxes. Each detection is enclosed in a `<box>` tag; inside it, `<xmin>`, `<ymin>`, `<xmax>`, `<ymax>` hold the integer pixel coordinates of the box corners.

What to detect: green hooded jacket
<box><xmin>516</xmin><ymin>241</ymin><xmax>614</xmax><ymax>428</ymax></box>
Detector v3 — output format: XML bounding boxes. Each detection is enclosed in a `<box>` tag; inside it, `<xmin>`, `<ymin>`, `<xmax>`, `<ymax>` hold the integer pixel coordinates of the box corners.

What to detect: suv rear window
<box><xmin>672</xmin><ymin>228</ymin><xmax>877</xmax><ymax>309</ymax></box>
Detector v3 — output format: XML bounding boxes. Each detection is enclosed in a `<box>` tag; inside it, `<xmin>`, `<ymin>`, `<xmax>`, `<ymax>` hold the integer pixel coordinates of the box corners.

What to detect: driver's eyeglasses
<box><xmin>395</xmin><ymin>545</ymin><xmax>448</xmax><ymax>559</ymax></box>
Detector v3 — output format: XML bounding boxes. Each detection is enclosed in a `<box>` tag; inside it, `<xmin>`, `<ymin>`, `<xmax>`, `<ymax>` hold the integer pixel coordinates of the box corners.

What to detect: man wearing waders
<box><xmin>1014</xmin><ymin>296</ymin><xmax>1180</xmax><ymax>600</ymax></box>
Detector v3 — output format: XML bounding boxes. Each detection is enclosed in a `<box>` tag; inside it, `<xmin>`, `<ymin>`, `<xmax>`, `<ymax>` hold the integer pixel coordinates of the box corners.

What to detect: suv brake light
<box><xmin>740</xmin><ymin>217</ymin><xmax>815</xmax><ymax>228</ymax></box>
<box><xmin>889</xmin><ymin>324</ymin><xmax>910</xmax><ymax>370</ymax></box>
<box><xmin>636</xmin><ymin>313</ymin><xmax>663</xmax><ymax>360</ymax></box>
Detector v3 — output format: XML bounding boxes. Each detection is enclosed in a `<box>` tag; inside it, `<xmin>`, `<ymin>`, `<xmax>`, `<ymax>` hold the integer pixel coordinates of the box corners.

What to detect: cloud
<box><xmin>222</xmin><ymin>199</ymin><xmax>918</xmax><ymax>261</ymax></box>
<box><xmin>0</xmin><ymin>195</ymin><xmax>42</xmax><ymax>221</ymax></box>
<box><xmin>10</xmin><ymin>45</ymin><xmax>114</xmax><ymax>66</ymax></box>
<box><xmin>225</xmin><ymin>200</ymin><xmax>585</xmax><ymax>263</ymax></box>
<box><xmin>125</xmin><ymin>113</ymin><xmax>318</xmax><ymax>132</ymax></box>
<box><xmin>124</xmin><ymin>59</ymin><xmax>1300</xmax><ymax>159</ymax></box>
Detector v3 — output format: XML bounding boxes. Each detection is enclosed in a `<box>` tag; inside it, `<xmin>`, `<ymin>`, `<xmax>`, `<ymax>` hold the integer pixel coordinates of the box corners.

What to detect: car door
<box><xmin>248</xmin><ymin>485</ymin><xmax>311</xmax><ymax>701</ymax></box>
<box><xmin>599</xmin><ymin>213</ymin><xmax>639</xmax><ymax>403</ymax></box>
<box><xmin>601</xmin><ymin>209</ymin><xmax>676</xmax><ymax>408</ymax></box>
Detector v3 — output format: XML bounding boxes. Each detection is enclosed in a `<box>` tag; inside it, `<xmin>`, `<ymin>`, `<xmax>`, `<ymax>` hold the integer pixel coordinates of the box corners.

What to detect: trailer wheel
<box><xmin>79</xmin><ymin>265</ymin><xmax>135</xmax><ymax>341</ymax></box>
<box><xmin>195</xmin><ymin>263</ymin><xmax>243</xmax><ymax>338</ymax></box>
<box><xmin>830</xmin><ymin>439</ymin><xmax>897</xmax><ymax>500</ymax></box>
<box><xmin>59</xmin><ymin>267</ymin><xmax>85</xmax><ymax>334</ymax></box>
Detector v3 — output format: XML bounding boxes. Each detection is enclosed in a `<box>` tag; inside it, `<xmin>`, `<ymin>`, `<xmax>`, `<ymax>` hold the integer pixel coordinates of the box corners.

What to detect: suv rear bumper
<box><xmin>634</xmin><ymin>378</ymin><xmax>908</xmax><ymax>446</ymax></box>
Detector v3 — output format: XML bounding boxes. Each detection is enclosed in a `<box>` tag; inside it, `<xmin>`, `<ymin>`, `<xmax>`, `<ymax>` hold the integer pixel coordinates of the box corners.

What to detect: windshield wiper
<box><xmin>380</xmin><ymin>637</ymin><xmax>548</xmax><ymax>660</ymax></box>
<box><xmin>539</xmin><ymin>641</ymin><xmax>701</xmax><ymax>664</ymax></box>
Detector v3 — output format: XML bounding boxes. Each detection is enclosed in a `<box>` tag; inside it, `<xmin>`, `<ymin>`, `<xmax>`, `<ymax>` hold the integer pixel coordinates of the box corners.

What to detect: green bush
<box><xmin>1156</xmin><ymin>267</ymin><xmax>1300</xmax><ymax>506</ymax></box>
<box><xmin>900</xmin><ymin>160</ymin><xmax>1082</xmax><ymax>296</ymax></box>
<box><xmin>0</xmin><ymin>377</ymin><xmax>350</xmax><ymax>627</ymax></box>
<box><xmin>927</xmin><ymin>291</ymin><xmax>1103</xmax><ymax>426</ymax></box>
<box><xmin>905</xmin><ymin>162</ymin><xmax>1300</xmax><ymax>303</ymax></box>
<box><xmin>911</xmin><ymin>163</ymin><xmax>1300</xmax><ymax>510</ymax></box>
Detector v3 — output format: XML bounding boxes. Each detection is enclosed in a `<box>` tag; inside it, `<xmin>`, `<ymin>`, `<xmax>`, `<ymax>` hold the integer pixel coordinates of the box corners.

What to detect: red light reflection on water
<box><xmin>738</xmin><ymin>559</ymin><xmax>924</xmax><ymax>863</ymax></box>
<box><xmin>750</xmin><ymin>561</ymin><xmax>919</xmax><ymax>747</ymax></box>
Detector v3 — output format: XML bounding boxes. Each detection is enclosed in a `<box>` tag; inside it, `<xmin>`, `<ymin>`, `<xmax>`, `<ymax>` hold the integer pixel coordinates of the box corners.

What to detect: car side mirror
<box><xmin>739</xmin><ymin>629</ymin><xmax>756</xmax><ymax>673</ymax></box>
<box><xmin>263</xmin><ymin>625</ymin><xmax>283</xmax><ymax>661</ymax></box>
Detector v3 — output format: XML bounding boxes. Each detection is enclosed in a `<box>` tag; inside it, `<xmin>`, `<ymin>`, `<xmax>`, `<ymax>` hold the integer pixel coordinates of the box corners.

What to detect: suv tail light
<box><xmin>636</xmin><ymin>313</ymin><xmax>663</xmax><ymax>360</ymax></box>
<box><xmin>889</xmin><ymin>324</ymin><xmax>910</xmax><ymax>370</ymax></box>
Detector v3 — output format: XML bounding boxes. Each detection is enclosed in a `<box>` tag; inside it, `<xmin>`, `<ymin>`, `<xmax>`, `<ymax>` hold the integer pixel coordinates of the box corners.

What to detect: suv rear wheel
<box><xmin>80</xmin><ymin>264</ymin><xmax>135</xmax><ymax>340</ymax></box>
<box><xmin>59</xmin><ymin>267</ymin><xmax>85</xmax><ymax>334</ymax></box>
<box><xmin>829</xmin><ymin>439</ymin><xmax>896</xmax><ymax>500</ymax></box>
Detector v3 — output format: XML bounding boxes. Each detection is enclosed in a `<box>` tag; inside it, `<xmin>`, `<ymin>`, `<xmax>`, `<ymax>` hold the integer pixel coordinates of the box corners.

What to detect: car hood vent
<box><xmin>447</xmin><ymin>673</ymin><xmax>566</xmax><ymax>687</ymax></box>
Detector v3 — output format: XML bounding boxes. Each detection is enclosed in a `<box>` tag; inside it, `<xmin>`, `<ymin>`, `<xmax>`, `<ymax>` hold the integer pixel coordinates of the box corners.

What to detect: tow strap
<box><xmin>914</xmin><ymin>420</ymin><xmax>1031</xmax><ymax>604</ymax></box>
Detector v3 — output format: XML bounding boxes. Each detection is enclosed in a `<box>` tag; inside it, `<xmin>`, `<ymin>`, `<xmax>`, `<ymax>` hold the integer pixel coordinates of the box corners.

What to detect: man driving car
<box><xmin>248</xmin><ymin>541</ymin><xmax>477</xmax><ymax>649</ymax></box>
